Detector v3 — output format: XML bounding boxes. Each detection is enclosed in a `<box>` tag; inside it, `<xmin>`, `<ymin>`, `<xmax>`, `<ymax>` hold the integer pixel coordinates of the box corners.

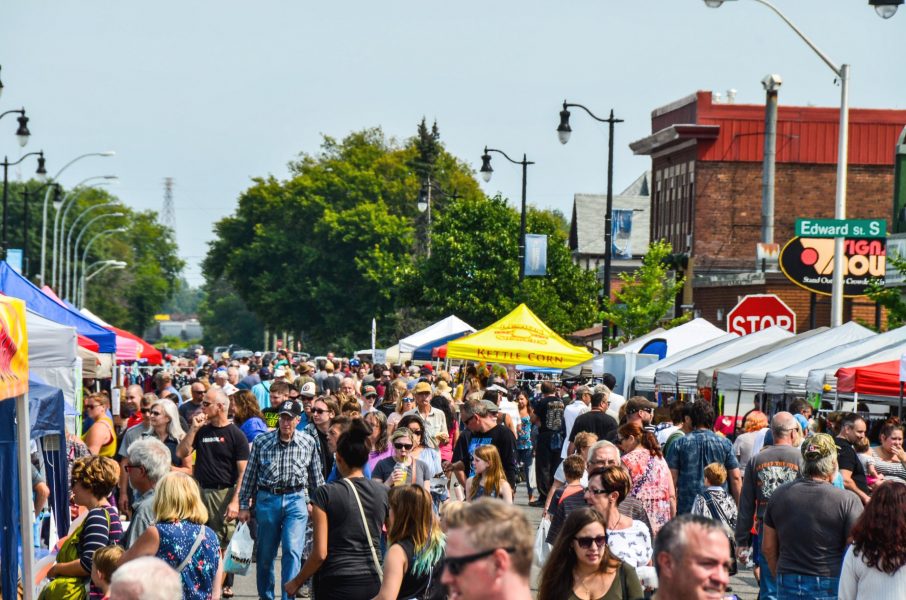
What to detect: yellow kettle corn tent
<box><xmin>445</xmin><ymin>303</ymin><xmax>593</xmax><ymax>369</ymax></box>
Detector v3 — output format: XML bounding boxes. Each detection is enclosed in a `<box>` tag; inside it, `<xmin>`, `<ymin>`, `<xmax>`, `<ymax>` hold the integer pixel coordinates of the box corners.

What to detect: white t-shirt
<box><xmin>606</xmin><ymin>391</ymin><xmax>626</xmax><ymax>421</ymax></box>
<box><xmin>553</xmin><ymin>461</ymin><xmax>589</xmax><ymax>487</ymax></box>
<box><xmin>561</xmin><ymin>400</ymin><xmax>591</xmax><ymax>458</ymax></box>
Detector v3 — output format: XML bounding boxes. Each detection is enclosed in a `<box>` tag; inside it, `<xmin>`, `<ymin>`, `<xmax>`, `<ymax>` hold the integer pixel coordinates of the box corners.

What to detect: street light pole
<box><xmin>704</xmin><ymin>0</ymin><xmax>898</xmax><ymax>326</ymax></box>
<box><xmin>78</xmin><ymin>227</ymin><xmax>126</xmax><ymax>307</ymax></box>
<box><xmin>1</xmin><ymin>151</ymin><xmax>46</xmax><ymax>259</ymax></box>
<box><xmin>0</xmin><ymin>107</ymin><xmax>31</xmax><ymax>147</ymax></box>
<box><xmin>70</xmin><ymin>213</ymin><xmax>123</xmax><ymax>302</ymax></box>
<box><xmin>52</xmin><ymin>176</ymin><xmax>116</xmax><ymax>289</ymax></box>
<box><xmin>480</xmin><ymin>147</ymin><xmax>534</xmax><ymax>280</ymax></box>
<box><xmin>417</xmin><ymin>178</ymin><xmax>460</xmax><ymax>258</ymax></box>
<box><xmin>82</xmin><ymin>260</ymin><xmax>126</xmax><ymax>308</ymax></box>
<box><xmin>39</xmin><ymin>151</ymin><xmax>115</xmax><ymax>284</ymax></box>
<box><xmin>22</xmin><ymin>182</ymin><xmax>60</xmax><ymax>277</ymax></box>
<box><xmin>557</xmin><ymin>101</ymin><xmax>623</xmax><ymax>348</ymax></box>
<box><xmin>63</xmin><ymin>203</ymin><xmax>117</xmax><ymax>300</ymax></box>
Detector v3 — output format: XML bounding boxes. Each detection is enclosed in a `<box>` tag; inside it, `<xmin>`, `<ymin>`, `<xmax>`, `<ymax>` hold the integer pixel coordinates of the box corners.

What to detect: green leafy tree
<box><xmin>198</xmin><ymin>275</ymin><xmax>264</xmax><ymax>349</ymax></box>
<box><xmin>600</xmin><ymin>239</ymin><xmax>689</xmax><ymax>341</ymax></box>
<box><xmin>866</xmin><ymin>252</ymin><xmax>906</xmax><ymax>329</ymax></box>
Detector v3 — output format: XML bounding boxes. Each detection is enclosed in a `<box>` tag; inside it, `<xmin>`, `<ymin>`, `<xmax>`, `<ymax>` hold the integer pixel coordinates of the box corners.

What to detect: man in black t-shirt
<box><xmin>568</xmin><ymin>392</ymin><xmax>618</xmax><ymax>453</ymax></box>
<box><xmin>177</xmin><ymin>387</ymin><xmax>250</xmax><ymax>559</ymax></box>
<box><xmin>447</xmin><ymin>399</ymin><xmax>517</xmax><ymax>488</ymax></box>
<box><xmin>531</xmin><ymin>381</ymin><xmax>565</xmax><ymax>505</ymax></box>
<box><xmin>835</xmin><ymin>413</ymin><xmax>870</xmax><ymax>505</ymax></box>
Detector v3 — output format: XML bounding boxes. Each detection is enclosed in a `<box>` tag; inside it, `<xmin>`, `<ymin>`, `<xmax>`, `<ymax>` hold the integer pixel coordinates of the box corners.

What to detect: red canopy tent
<box><xmin>110</xmin><ymin>326</ymin><xmax>163</xmax><ymax>365</ymax></box>
<box><xmin>78</xmin><ymin>334</ymin><xmax>100</xmax><ymax>353</ymax></box>
<box><xmin>835</xmin><ymin>359</ymin><xmax>899</xmax><ymax>396</ymax></box>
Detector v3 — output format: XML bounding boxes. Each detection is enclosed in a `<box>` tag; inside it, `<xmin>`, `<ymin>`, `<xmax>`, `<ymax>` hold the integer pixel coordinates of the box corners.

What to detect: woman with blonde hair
<box><xmin>466</xmin><ymin>445</ymin><xmax>513</xmax><ymax>503</ymax></box>
<box><xmin>373</xmin><ymin>485</ymin><xmax>446</xmax><ymax>600</ymax></box>
<box><xmin>144</xmin><ymin>399</ymin><xmax>192</xmax><ymax>473</ymax></box>
<box><xmin>82</xmin><ymin>392</ymin><xmax>117</xmax><ymax>457</ymax></box>
<box><xmin>387</xmin><ymin>387</ymin><xmax>415</xmax><ymax>433</ymax></box>
<box><xmin>120</xmin><ymin>472</ymin><xmax>222</xmax><ymax>600</ymax></box>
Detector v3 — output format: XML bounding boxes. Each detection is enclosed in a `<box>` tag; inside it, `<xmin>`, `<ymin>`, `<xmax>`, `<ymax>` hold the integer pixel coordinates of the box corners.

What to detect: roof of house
<box><xmin>569</xmin><ymin>171</ymin><xmax>651</xmax><ymax>258</ymax></box>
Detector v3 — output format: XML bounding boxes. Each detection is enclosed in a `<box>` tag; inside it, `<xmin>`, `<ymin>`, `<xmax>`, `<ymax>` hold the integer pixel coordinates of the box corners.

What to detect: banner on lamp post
<box><xmin>524</xmin><ymin>234</ymin><xmax>548</xmax><ymax>277</ymax></box>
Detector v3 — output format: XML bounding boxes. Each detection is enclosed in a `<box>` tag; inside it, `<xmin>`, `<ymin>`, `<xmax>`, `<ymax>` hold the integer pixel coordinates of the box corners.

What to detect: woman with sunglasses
<box><xmin>538</xmin><ymin>507</ymin><xmax>644</xmax><ymax>600</ymax></box>
<box><xmin>584</xmin><ymin>466</ymin><xmax>652</xmax><ymax>570</ymax></box>
<box><xmin>82</xmin><ymin>392</ymin><xmax>117</xmax><ymax>457</ymax></box>
<box><xmin>143</xmin><ymin>399</ymin><xmax>193</xmax><ymax>473</ymax></box>
<box><xmin>371</xmin><ymin>428</ymin><xmax>432</xmax><ymax>490</ymax></box>
<box><xmin>387</xmin><ymin>393</ymin><xmax>416</xmax><ymax>434</ymax></box>
<box><xmin>398</xmin><ymin>414</ymin><xmax>443</xmax><ymax>479</ymax></box>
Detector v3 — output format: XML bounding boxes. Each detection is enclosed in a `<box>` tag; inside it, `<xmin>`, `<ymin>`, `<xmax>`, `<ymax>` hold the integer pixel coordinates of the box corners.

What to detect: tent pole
<box><xmin>16</xmin><ymin>393</ymin><xmax>36</xmax><ymax>600</ymax></box>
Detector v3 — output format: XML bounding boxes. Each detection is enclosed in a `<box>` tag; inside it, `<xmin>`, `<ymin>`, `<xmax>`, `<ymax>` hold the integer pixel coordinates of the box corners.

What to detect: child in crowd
<box><xmin>690</xmin><ymin>462</ymin><xmax>738</xmax><ymax>532</ymax></box>
<box><xmin>438</xmin><ymin>500</ymin><xmax>467</xmax><ymax>533</ymax></box>
<box><xmin>90</xmin><ymin>544</ymin><xmax>125</xmax><ymax>600</ymax></box>
<box><xmin>854</xmin><ymin>437</ymin><xmax>883</xmax><ymax>487</ymax></box>
<box><xmin>465</xmin><ymin>445</ymin><xmax>513</xmax><ymax>503</ymax></box>
<box><xmin>545</xmin><ymin>455</ymin><xmax>587</xmax><ymax>544</ymax></box>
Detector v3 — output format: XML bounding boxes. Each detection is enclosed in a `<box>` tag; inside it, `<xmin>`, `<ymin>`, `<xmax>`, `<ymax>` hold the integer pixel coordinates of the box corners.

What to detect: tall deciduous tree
<box><xmin>600</xmin><ymin>239</ymin><xmax>689</xmax><ymax>341</ymax></box>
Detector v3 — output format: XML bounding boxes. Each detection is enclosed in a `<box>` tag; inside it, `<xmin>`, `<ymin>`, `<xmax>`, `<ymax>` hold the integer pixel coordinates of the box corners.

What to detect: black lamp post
<box><xmin>0</xmin><ymin>107</ymin><xmax>31</xmax><ymax>147</ymax></box>
<box><xmin>417</xmin><ymin>178</ymin><xmax>460</xmax><ymax>258</ymax></box>
<box><xmin>22</xmin><ymin>182</ymin><xmax>61</xmax><ymax>276</ymax></box>
<box><xmin>480</xmin><ymin>147</ymin><xmax>534</xmax><ymax>280</ymax></box>
<box><xmin>558</xmin><ymin>100</ymin><xmax>623</xmax><ymax>348</ymax></box>
<box><xmin>2</xmin><ymin>151</ymin><xmax>47</xmax><ymax>259</ymax></box>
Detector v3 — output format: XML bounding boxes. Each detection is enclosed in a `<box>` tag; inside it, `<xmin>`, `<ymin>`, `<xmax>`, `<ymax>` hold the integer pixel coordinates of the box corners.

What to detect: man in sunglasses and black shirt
<box><xmin>446</xmin><ymin>399</ymin><xmax>518</xmax><ymax>488</ymax></box>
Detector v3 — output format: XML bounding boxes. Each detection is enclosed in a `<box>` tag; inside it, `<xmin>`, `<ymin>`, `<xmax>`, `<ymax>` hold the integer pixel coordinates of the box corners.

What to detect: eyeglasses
<box><xmin>585</xmin><ymin>486</ymin><xmax>613</xmax><ymax>496</ymax></box>
<box><xmin>408</xmin><ymin>429</ymin><xmax>423</xmax><ymax>436</ymax></box>
<box><xmin>311</xmin><ymin>408</ymin><xmax>330</xmax><ymax>415</ymax></box>
<box><xmin>394</xmin><ymin>442</ymin><xmax>413</xmax><ymax>450</ymax></box>
<box><xmin>149</xmin><ymin>411</ymin><xmax>163</xmax><ymax>417</ymax></box>
<box><xmin>124</xmin><ymin>464</ymin><xmax>145</xmax><ymax>473</ymax></box>
<box><xmin>444</xmin><ymin>547</ymin><xmax>514</xmax><ymax>576</ymax></box>
<box><xmin>201</xmin><ymin>401</ymin><xmax>213</xmax><ymax>407</ymax></box>
<box><xmin>574</xmin><ymin>535</ymin><xmax>607</xmax><ymax>549</ymax></box>
<box><xmin>140</xmin><ymin>408</ymin><xmax>151</xmax><ymax>414</ymax></box>
<box><xmin>402</xmin><ymin>397</ymin><xmax>414</xmax><ymax>403</ymax></box>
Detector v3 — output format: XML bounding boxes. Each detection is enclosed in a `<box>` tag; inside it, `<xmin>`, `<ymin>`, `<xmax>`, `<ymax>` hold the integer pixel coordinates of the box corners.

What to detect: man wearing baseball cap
<box><xmin>761</xmin><ymin>433</ymin><xmax>863</xmax><ymax>597</ymax></box>
<box><xmin>239</xmin><ymin>399</ymin><xmax>324</xmax><ymax>600</ymax></box>
<box><xmin>625</xmin><ymin>396</ymin><xmax>658</xmax><ymax>427</ymax></box>
<box><xmin>404</xmin><ymin>380</ymin><xmax>448</xmax><ymax>449</ymax></box>
<box><xmin>361</xmin><ymin>385</ymin><xmax>379</xmax><ymax>414</ymax></box>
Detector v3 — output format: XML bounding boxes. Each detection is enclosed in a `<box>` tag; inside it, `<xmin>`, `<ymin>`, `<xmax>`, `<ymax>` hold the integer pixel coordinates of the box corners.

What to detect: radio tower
<box><xmin>161</xmin><ymin>177</ymin><xmax>176</xmax><ymax>231</ymax></box>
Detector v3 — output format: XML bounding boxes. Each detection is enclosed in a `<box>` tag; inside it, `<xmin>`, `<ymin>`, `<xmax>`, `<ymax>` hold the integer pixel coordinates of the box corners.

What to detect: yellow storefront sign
<box><xmin>0</xmin><ymin>295</ymin><xmax>29</xmax><ymax>399</ymax></box>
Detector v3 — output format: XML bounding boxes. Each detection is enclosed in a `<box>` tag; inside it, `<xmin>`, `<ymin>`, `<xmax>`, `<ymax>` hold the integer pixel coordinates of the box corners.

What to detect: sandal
<box><xmin>222</xmin><ymin>586</ymin><xmax>234</xmax><ymax>598</ymax></box>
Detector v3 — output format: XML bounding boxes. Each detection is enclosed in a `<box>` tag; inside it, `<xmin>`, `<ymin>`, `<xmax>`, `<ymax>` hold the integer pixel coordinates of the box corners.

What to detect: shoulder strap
<box><xmin>620</xmin><ymin>562</ymin><xmax>628</xmax><ymax>600</ymax></box>
<box><xmin>703</xmin><ymin>491</ymin><xmax>729</xmax><ymax>526</ymax></box>
<box><xmin>344</xmin><ymin>478</ymin><xmax>383</xmax><ymax>583</ymax></box>
<box><xmin>176</xmin><ymin>525</ymin><xmax>207</xmax><ymax>573</ymax></box>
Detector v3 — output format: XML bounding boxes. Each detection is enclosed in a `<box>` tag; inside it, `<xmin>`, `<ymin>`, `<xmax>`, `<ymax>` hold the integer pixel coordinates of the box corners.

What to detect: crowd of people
<box><xmin>29</xmin><ymin>348</ymin><xmax>906</xmax><ymax>600</ymax></box>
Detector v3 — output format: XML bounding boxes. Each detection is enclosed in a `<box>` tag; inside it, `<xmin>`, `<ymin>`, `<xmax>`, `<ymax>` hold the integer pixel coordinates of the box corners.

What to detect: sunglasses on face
<box><xmin>394</xmin><ymin>442</ymin><xmax>413</xmax><ymax>450</ymax></box>
<box><xmin>574</xmin><ymin>535</ymin><xmax>607</xmax><ymax>550</ymax></box>
<box><xmin>149</xmin><ymin>411</ymin><xmax>163</xmax><ymax>417</ymax></box>
<box><xmin>140</xmin><ymin>408</ymin><xmax>151</xmax><ymax>414</ymax></box>
<box><xmin>311</xmin><ymin>408</ymin><xmax>330</xmax><ymax>415</ymax></box>
<box><xmin>586</xmin><ymin>486</ymin><xmax>613</xmax><ymax>496</ymax></box>
<box><xmin>408</xmin><ymin>429</ymin><xmax>423</xmax><ymax>436</ymax></box>
<box><xmin>124</xmin><ymin>464</ymin><xmax>145</xmax><ymax>473</ymax></box>
<box><xmin>444</xmin><ymin>547</ymin><xmax>514</xmax><ymax>576</ymax></box>
<box><xmin>402</xmin><ymin>398</ymin><xmax>414</xmax><ymax>403</ymax></box>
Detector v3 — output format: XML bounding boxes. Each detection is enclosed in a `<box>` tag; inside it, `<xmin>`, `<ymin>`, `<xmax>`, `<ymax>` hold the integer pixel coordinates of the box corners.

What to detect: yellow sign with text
<box><xmin>0</xmin><ymin>295</ymin><xmax>28</xmax><ymax>399</ymax></box>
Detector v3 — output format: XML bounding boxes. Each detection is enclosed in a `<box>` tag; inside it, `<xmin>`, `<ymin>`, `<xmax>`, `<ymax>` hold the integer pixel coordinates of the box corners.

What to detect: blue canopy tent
<box><xmin>0</xmin><ymin>380</ymin><xmax>67</xmax><ymax>600</ymax></box>
<box><xmin>0</xmin><ymin>261</ymin><xmax>116</xmax><ymax>353</ymax></box>
<box><xmin>411</xmin><ymin>330</ymin><xmax>472</xmax><ymax>361</ymax></box>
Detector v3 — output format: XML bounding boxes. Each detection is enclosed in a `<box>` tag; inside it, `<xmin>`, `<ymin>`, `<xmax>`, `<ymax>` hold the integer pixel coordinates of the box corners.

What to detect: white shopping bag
<box><xmin>223</xmin><ymin>522</ymin><xmax>253</xmax><ymax>575</ymax></box>
<box><xmin>532</xmin><ymin>518</ymin><xmax>551</xmax><ymax>568</ymax></box>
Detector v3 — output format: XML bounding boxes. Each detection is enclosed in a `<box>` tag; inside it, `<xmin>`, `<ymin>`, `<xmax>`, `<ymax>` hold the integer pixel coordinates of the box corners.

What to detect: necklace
<box><xmin>574</xmin><ymin>569</ymin><xmax>601</xmax><ymax>599</ymax></box>
<box><xmin>609</xmin><ymin>510</ymin><xmax>622</xmax><ymax>530</ymax></box>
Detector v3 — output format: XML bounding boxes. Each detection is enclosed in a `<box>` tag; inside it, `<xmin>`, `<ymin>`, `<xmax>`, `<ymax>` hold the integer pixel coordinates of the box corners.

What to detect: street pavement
<box><xmin>230</xmin><ymin>486</ymin><xmax>759</xmax><ymax>599</ymax></box>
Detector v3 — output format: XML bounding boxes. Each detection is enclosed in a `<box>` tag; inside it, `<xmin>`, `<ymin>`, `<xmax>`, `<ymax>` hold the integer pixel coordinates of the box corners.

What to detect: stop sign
<box><xmin>727</xmin><ymin>294</ymin><xmax>796</xmax><ymax>336</ymax></box>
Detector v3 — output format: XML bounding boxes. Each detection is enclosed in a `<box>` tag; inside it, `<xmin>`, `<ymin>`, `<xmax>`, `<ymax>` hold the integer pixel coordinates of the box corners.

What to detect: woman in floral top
<box><xmin>617</xmin><ymin>422</ymin><xmax>676</xmax><ymax>536</ymax></box>
<box><xmin>515</xmin><ymin>389</ymin><xmax>535</xmax><ymax>502</ymax></box>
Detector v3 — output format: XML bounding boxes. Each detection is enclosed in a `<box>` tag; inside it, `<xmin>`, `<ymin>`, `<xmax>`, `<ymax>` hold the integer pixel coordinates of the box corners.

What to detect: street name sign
<box><xmin>795</xmin><ymin>218</ymin><xmax>886</xmax><ymax>239</ymax></box>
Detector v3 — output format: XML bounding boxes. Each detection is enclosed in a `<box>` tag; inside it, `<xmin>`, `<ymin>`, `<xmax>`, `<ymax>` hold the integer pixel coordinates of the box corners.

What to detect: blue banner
<box><xmin>524</xmin><ymin>234</ymin><xmax>548</xmax><ymax>277</ymax></box>
<box><xmin>612</xmin><ymin>210</ymin><xmax>634</xmax><ymax>259</ymax></box>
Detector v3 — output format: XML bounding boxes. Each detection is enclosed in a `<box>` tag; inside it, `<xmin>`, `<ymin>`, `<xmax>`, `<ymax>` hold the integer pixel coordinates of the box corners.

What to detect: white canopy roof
<box><xmin>398</xmin><ymin>315</ymin><xmax>475</xmax><ymax>353</ymax></box>
<box><xmin>633</xmin><ymin>333</ymin><xmax>737</xmax><ymax>392</ymax></box>
<box><xmin>805</xmin><ymin>327</ymin><xmax>906</xmax><ymax>395</ymax></box>
<box><xmin>688</xmin><ymin>327</ymin><xmax>803</xmax><ymax>391</ymax></box>
<box><xmin>26</xmin><ymin>309</ymin><xmax>81</xmax><ymax>408</ymax></box>
<box><xmin>765</xmin><ymin>326</ymin><xmax>906</xmax><ymax>395</ymax></box>
<box><xmin>716</xmin><ymin>322</ymin><xmax>874</xmax><ymax>393</ymax></box>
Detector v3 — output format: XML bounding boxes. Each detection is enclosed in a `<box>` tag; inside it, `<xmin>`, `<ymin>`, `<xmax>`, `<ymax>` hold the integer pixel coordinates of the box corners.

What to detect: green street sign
<box><xmin>795</xmin><ymin>218</ymin><xmax>887</xmax><ymax>239</ymax></box>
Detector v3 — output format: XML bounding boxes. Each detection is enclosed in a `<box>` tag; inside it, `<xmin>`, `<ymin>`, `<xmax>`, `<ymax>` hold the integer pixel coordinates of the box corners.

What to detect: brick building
<box><xmin>630</xmin><ymin>90</ymin><xmax>906</xmax><ymax>331</ymax></box>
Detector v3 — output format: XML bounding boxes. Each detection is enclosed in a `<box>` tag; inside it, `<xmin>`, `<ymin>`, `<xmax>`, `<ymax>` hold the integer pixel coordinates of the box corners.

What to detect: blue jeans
<box><xmin>517</xmin><ymin>448</ymin><xmax>533</xmax><ymax>498</ymax></box>
<box><xmin>752</xmin><ymin>533</ymin><xmax>778</xmax><ymax>600</ymax></box>
<box><xmin>776</xmin><ymin>573</ymin><xmax>839</xmax><ymax>600</ymax></box>
<box><xmin>255</xmin><ymin>489</ymin><xmax>308</xmax><ymax>600</ymax></box>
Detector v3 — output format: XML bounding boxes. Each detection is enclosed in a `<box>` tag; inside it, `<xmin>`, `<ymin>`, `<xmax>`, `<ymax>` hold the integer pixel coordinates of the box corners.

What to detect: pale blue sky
<box><xmin>2</xmin><ymin>1</ymin><xmax>903</xmax><ymax>286</ymax></box>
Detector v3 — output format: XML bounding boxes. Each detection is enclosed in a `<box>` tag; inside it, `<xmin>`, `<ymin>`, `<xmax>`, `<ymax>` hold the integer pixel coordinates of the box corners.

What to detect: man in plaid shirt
<box><xmin>239</xmin><ymin>400</ymin><xmax>325</xmax><ymax>600</ymax></box>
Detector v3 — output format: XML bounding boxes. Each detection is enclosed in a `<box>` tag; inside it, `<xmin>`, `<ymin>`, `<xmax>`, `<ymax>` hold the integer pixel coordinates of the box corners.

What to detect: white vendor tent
<box><xmin>26</xmin><ymin>309</ymin><xmax>80</xmax><ymax>409</ymax></box>
<box><xmin>715</xmin><ymin>322</ymin><xmax>874</xmax><ymax>393</ymax></box>
<box><xmin>398</xmin><ymin>315</ymin><xmax>476</xmax><ymax>353</ymax></box>
<box><xmin>764</xmin><ymin>326</ymin><xmax>906</xmax><ymax>395</ymax></box>
<box><xmin>633</xmin><ymin>333</ymin><xmax>737</xmax><ymax>392</ymax></box>
<box><xmin>805</xmin><ymin>327</ymin><xmax>906</xmax><ymax>395</ymax></box>
<box><xmin>695</xmin><ymin>327</ymin><xmax>814</xmax><ymax>391</ymax></box>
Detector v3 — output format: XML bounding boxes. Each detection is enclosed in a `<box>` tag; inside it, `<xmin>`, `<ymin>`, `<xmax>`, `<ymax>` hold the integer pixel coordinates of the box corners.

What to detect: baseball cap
<box><xmin>414</xmin><ymin>381</ymin><xmax>432</xmax><ymax>394</ymax></box>
<box><xmin>299</xmin><ymin>382</ymin><xmax>316</xmax><ymax>398</ymax></box>
<box><xmin>485</xmin><ymin>384</ymin><xmax>507</xmax><ymax>394</ymax></box>
<box><xmin>363</xmin><ymin>385</ymin><xmax>378</xmax><ymax>398</ymax></box>
<box><xmin>420</xmin><ymin>364</ymin><xmax>433</xmax><ymax>374</ymax></box>
<box><xmin>278</xmin><ymin>400</ymin><xmax>302</xmax><ymax>418</ymax></box>
<box><xmin>801</xmin><ymin>433</ymin><xmax>837</xmax><ymax>461</ymax></box>
<box><xmin>481</xmin><ymin>400</ymin><xmax>500</xmax><ymax>413</ymax></box>
<box><xmin>625</xmin><ymin>397</ymin><xmax>658</xmax><ymax>414</ymax></box>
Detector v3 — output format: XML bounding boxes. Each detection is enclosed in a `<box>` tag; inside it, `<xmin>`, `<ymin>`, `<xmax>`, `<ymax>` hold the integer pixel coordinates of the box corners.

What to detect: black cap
<box><xmin>278</xmin><ymin>400</ymin><xmax>302</xmax><ymax>418</ymax></box>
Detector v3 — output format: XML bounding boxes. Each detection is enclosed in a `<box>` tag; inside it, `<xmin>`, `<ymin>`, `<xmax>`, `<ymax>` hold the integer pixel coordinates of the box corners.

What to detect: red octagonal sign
<box><xmin>727</xmin><ymin>294</ymin><xmax>796</xmax><ymax>336</ymax></box>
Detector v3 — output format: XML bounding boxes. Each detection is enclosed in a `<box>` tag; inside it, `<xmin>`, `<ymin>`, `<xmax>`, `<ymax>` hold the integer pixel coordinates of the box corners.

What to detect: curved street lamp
<box><xmin>69</xmin><ymin>213</ymin><xmax>124</xmax><ymax>301</ymax></box>
<box><xmin>557</xmin><ymin>100</ymin><xmax>623</xmax><ymax>347</ymax></box>
<box><xmin>479</xmin><ymin>146</ymin><xmax>534</xmax><ymax>280</ymax></box>
<box><xmin>0</xmin><ymin>107</ymin><xmax>30</xmax><ymax>147</ymax></box>
<box><xmin>702</xmin><ymin>0</ymin><xmax>899</xmax><ymax>326</ymax></box>
<box><xmin>21</xmin><ymin>182</ymin><xmax>61</xmax><ymax>277</ymax></box>
<box><xmin>81</xmin><ymin>260</ymin><xmax>126</xmax><ymax>308</ymax></box>
<box><xmin>39</xmin><ymin>151</ymin><xmax>115</xmax><ymax>284</ymax></box>
<box><xmin>2</xmin><ymin>150</ymin><xmax>46</xmax><ymax>258</ymax></box>
<box><xmin>51</xmin><ymin>176</ymin><xmax>117</xmax><ymax>289</ymax></box>
<box><xmin>416</xmin><ymin>178</ymin><xmax>460</xmax><ymax>258</ymax></box>
<box><xmin>63</xmin><ymin>204</ymin><xmax>119</xmax><ymax>299</ymax></box>
<box><xmin>77</xmin><ymin>226</ymin><xmax>126</xmax><ymax>307</ymax></box>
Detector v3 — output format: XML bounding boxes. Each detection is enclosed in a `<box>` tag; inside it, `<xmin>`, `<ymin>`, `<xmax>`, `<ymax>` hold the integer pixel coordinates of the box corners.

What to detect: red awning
<box><xmin>110</xmin><ymin>326</ymin><xmax>163</xmax><ymax>365</ymax></box>
<box><xmin>78</xmin><ymin>334</ymin><xmax>100</xmax><ymax>353</ymax></box>
<box><xmin>432</xmin><ymin>344</ymin><xmax>447</xmax><ymax>359</ymax></box>
<box><xmin>835</xmin><ymin>359</ymin><xmax>899</xmax><ymax>396</ymax></box>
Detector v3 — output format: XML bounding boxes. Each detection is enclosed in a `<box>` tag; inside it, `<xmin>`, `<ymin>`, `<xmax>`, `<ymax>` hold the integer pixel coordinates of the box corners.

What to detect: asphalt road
<box><xmin>230</xmin><ymin>486</ymin><xmax>759</xmax><ymax>599</ymax></box>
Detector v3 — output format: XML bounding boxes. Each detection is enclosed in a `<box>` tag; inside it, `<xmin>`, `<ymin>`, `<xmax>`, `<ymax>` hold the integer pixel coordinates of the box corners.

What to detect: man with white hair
<box><xmin>109</xmin><ymin>556</ymin><xmax>183</xmax><ymax>600</ymax></box>
<box><xmin>123</xmin><ymin>438</ymin><xmax>172</xmax><ymax>547</ymax></box>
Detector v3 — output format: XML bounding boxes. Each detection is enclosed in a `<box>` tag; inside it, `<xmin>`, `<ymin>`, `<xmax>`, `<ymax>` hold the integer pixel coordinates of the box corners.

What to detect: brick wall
<box><xmin>692</xmin><ymin>162</ymin><xmax>893</xmax><ymax>270</ymax></box>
